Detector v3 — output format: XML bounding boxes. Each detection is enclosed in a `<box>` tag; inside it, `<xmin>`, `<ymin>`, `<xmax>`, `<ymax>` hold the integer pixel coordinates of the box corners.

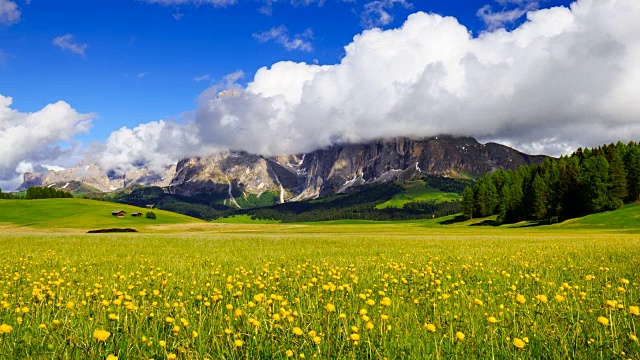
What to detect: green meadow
<box><xmin>0</xmin><ymin>199</ymin><xmax>201</xmax><ymax>232</ymax></box>
<box><xmin>0</xmin><ymin>199</ymin><xmax>639</xmax><ymax>359</ymax></box>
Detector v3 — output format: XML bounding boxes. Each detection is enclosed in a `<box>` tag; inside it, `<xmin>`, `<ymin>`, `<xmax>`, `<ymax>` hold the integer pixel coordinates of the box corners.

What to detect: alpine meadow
<box><xmin>2</xmin><ymin>0</ymin><xmax>640</xmax><ymax>359</ymax></box>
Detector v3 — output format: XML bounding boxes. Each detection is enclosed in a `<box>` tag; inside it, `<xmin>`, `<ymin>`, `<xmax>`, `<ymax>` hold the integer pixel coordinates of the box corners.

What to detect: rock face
<box><xmin>17</xmin><ymin>160</ymin><xmax>175</xmax><ymax>193</ymax></box>
<box><xmin>18</xmin><ymin>136</ymin><xmax>547</xmax><ymax>204</ymax></box>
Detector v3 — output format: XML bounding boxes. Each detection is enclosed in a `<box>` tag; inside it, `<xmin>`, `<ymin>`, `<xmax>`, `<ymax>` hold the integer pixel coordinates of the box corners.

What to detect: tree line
<box><xmin>25</xmin><ymin>186</ymin><xmax>74</xmax><ymax>199</ymax></box>
<box><xmin>0</xmin><ymin>188</ymin><xmax>20</xmax><ymax>199</ymax></box>
<box><xmin>461</xmin><ymin>141</ymin><xmax>640</xmax><ymax>224</ymax></box>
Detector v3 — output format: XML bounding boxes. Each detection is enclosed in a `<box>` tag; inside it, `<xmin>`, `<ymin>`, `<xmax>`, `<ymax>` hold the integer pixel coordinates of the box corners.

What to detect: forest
<box><xmin>461</xmin><ymin>141</ymin><xmax>640</xmax><ymax>224</ymax></box>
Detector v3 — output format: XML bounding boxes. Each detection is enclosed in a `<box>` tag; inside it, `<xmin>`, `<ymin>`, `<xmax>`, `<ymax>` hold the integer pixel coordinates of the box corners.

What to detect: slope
<box><xmin>0</xmin><ymin>198</ymin><xmax>202</xmax><ymax>231</ymax></box>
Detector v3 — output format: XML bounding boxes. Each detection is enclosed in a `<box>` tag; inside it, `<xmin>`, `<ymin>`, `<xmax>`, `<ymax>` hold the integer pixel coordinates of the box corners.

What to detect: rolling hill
<box><xmin>375</xmin><ymin>180</ymin><xmax>461</xmax><ymax>209</ymax></box>
<box><xmin>0</xmin><ymin>198</ymin><xmax>202</xmax><ymax>231</ymax></box>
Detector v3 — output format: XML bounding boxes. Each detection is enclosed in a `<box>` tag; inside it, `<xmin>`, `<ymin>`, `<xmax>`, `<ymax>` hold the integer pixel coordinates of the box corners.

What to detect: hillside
<box><xmin>554</xmin><ymin>203</ymin><xmax>640</xmax><ymax>229</ymax></box>
<box><xmin>0</xmin><ymin>199</ymin><xmax>202</xmax><ymax>231</ymax></box>
<box><xmin>375</xmin><ymin>181</ymin><xmax>461</xmax><ymax>209</ymax></box>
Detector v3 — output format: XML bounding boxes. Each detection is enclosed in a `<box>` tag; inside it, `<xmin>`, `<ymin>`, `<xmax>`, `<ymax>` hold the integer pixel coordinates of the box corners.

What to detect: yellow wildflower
<box><xmin>93</xmin><ymin>329</ymin><xmax>111</xmax><ymax>341</ymax></box>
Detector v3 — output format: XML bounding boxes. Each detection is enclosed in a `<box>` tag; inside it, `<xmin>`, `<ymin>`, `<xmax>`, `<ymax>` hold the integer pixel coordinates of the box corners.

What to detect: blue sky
<box><xmin>5</xmin><ymin>0</ymin><xmax>639</xmax><ymax>190</ymax></box>
<box><xmin>1</xmin><ymin>0</ymin><xmax>573</xmax><ymax>143</ymax></box>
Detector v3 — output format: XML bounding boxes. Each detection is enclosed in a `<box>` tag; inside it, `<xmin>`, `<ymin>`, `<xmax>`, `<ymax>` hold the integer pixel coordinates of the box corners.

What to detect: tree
<box><xmin>624</xmin><ymin>146</ymin><xmax>640</xmax><ymax>201</ymax></box>
<box><xmin>473</xmin><ymin>176</ymin><xmax>498</xmax><ymax>217</ymax></box>
<box><xmin>461</xmin><ymin>187</ymin><xmax>474</xmax><ymax>219</ymax></box>
<box><xmin>578</xmin><ymin>156</ymin><xmax>611</xmax><ymax>213</ymax></box>
<box><xmin>608</xmin><ymin>152</ymin><xmax>627</xmax><ymax>206</ymax></box>
<box><xmin>146</xmin><ymin>212</ymin><xmax>157</xmax><ymax>220</ymax></box>
<box><xmin>531</xmin><ymin>174</ymin><xmax>548</xmax><ymax>220</ymax></box>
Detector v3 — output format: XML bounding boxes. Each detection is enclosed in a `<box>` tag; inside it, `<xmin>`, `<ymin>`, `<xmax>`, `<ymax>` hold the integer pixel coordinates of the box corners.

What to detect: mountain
<box><xmin>18</xmin><ymin>136</ymin><xmax>547</xmax><ymax>205</ymax></box>
<box><xmin>18</xmin><ymin>159</ymin><xmax>175</xmax><ymax>193</ymax></box>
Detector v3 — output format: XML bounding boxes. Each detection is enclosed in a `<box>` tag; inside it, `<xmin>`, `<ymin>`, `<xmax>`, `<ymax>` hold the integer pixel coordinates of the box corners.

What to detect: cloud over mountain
<box><xmin>0</xmin><ymin>95</ymin><xmax>92</xmax><ymax>188</ymax></box>
<box><xmin>98</xmin><ymin>0</ymin><xmax>640</xmax><ymax>173</ymax></box>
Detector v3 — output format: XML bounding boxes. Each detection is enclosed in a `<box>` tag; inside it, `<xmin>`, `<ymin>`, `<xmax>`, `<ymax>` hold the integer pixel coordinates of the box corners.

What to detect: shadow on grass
<box><xmin>470</xmin><ymin>219</ymin><xmax>499</xmax><ymax>227</ymax></box>
<box><xmin>438</xmin><ymin>215</ymin><xmax>469</xmax><ymax>225</ymax></box>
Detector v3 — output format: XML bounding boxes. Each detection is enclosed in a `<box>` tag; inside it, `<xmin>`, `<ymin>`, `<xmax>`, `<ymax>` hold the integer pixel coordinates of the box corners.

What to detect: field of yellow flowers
<box><xmin>0</xmin><ymin>231</ymin><xmax>639</xmax><ymax>359</ymax></box>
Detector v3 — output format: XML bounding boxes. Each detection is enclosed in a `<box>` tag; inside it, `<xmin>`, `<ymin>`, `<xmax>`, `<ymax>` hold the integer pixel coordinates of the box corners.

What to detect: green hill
<box><xmin>375</xmin><ymin>180</ymin><xmax>460</xmax><ymax>209</ymax></box>
<box><xmin>0</xmin><ymin>198</ymin><xmax>202</xmax><ymax>231</ymax></box>
<box><xmin>554</xmin><ymin>203</ymin><xmax>640</xmax><ymax>229</ymax></box>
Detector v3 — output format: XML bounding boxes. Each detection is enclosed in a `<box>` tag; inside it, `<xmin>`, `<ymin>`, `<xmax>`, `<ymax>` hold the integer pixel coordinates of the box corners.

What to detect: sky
<box><xmin>1</xmin><ymin>0</ymin><xmax>640</xmax><ymax>189</ymax></box>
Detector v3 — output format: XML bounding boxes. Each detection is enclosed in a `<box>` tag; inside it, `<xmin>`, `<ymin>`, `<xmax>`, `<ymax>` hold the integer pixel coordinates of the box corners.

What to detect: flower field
<box><xmin>0</xmin><ymin>231</ymin><xmax>639</xmax><ymax>359</ymax></box>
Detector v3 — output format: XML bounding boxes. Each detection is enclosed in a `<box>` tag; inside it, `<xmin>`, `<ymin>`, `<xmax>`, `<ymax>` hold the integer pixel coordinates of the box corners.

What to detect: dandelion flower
<box><xmin>535</xmin><ymin>295</ymin><xmax>548</xmax><ymax>303</ymax></box>
<box><xmin>93</xmin><ymin>329</ymin><xmax>111</xmax><ymax>341</ymax></box>
<box><xmin>293</xmin><ymin>327</ymin><xmax>303</xmax><ymax>336</ymax></box>
<box><xmin>630</xmin><ymin>306</ymin><xmax>640</xmax><ymax>316</ymax></box>
<box><xmin>106</xmin><ymin>355</ymin><xmax>118</xmax><ymax>360</ymax></box>
<box><xmin>0</xmin><ymin>324</ymin><xmax>13</xmax><ymax>334</ymax></box>
<box><xmin>555</xmin><ymin>295</ymin><xmax>564</xmax><ymax>302</ymax></box>
<box><xmin>456</xmin><ymin>332</ymin><xmax>465</xmax><ymax>341</ymax></box>
<box><xmin>325</xmin><ymin>303</ymin><xmax>335</xmax><ymax>312</ymax></box>
<box><xmin>513</xmin><ymin>338</ymin><xmax>525</xmax><ymax>349</ymax></box>
<box><xmin>597</xmin><ymin>316</ymin><xmax>609</xmax><ymax>326</ymax></box>
<box><xmin>516</xmin><ymin>294</ymin><xmax>526</xmax><ymax>304</ymax></box>
<box><xmin>425</xmin><ymin>323</ymin><xmax>436</xmax><ymax>332</ymax></box>
<box><xmin>487</xmin><ymin>316</ymin><xmax>499</xmax><ymax>323</ymax></box>
<box><xmin>630</xmin><ymin>334</ymin><xmax>638</xmax><ymax>342</ymax></box>
<box><xmin>286</xmin><ymin>350</ymin><xmax>294</xmax><ymax>357</ymax></box>
<box><xmin>350</xmin><ymin>333</ymin><xmax>360</xmax><ymax>341</ymax></box>
<box><xmin>234</xmin><ymin>339</ymin><xmax>244</xmax><ymax>347</ymax></box>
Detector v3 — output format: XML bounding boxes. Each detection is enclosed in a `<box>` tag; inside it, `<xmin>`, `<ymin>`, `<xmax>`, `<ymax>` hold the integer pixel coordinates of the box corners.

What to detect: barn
<box><xmin>111</xmin><ymin>210</ymin><xmax>126</xmax><ymax>217</ymax></box>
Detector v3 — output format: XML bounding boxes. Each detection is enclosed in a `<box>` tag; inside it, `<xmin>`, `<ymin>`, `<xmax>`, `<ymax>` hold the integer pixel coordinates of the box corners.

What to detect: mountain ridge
<box><xmin>18</xmin><ymin>136</ymin><xmax>548</xmax><ymax>206</ymax></box>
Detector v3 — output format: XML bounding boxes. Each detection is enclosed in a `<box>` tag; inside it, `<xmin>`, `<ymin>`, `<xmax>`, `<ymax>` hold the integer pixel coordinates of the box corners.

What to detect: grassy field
<box><xmin>375</xmin><ymin>181</ymin><xmax>460</xmax><ymax>209</ymax></box>
<box><xmin>0</xmin><ymin>200</ymin><xmax>639</xmax><ymax>359</ymax></box>
<box><xmin>0</xmin><ymin>199</ymin><xmax>202</xmax><ymax>232</ymax></box>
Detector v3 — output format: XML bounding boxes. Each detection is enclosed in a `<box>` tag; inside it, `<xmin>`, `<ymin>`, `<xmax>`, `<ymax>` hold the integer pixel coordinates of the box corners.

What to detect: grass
<box><xmin>0</xmin><ymin>202</ymin><xmax>639</xmax><ymax>358</ymax></box>
<box><xmin>0</xmin><ymin>198</ymin><xmax>202</xmax><ymax>232</ymax></box>
<box><xmin>555</xmin><ymin>203</ymin><xmax>640</xmax><ymax>229</ymax></box>
<box><xmin>375</xmin><ymin>181</ymin><xmax>460</xmax><ymax>209</ymax></box>
<box><xmin>0</xmin><ymin>229</ymin><xmax>639</xmax><ymax>359</ymax></box>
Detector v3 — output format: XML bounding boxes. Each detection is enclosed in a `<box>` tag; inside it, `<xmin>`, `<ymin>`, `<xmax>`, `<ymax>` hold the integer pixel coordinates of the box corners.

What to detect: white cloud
<box><xmin>253</xmin><ymin>26</ymin><xmax>314</xmax><ymax>52</ymax></box>
<box><xmin>53</xmin><ymin>34</ymin><xmax>88</xmax><ymax>56</ymax></box>
<box><xmin>0</xmin><ymin>94</ymin><xmax>93</xmax><ymax>185</ymax></box>
<box><xmin>94</xmin><ymin>0</ymin><xmax>640</xmax><ymax>174</ymax></box>
<box><xmin>361</xmin><ymin>0</ymin><xmax>412</xmax><ymax>28</ymax></box>
<box><xmin>193</xmin><ymin>74</ymin><xmax>211</xmax><ymax>82</ymax></box>
<box><xmin>138</xmin><ymin>72</ymin><xmax>149</xmax><ymax>78</ymax></box>
<box><xmin>0</xmin><ymin>0</ymin><xmax>20</xmax><ymax>26</ymax></box>
<box><xmin>477</xmin><ymin>0</ymin><xmax>539</xmax><ymax>30</ymax></box>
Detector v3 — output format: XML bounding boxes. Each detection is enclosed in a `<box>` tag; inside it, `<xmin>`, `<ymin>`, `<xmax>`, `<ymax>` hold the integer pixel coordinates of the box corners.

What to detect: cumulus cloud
<box><xmin>0</xmin><ymin>94</ymin><xmax>93</xmax><ymax>187</ymax></box>
<box><xmin>253</xmin><ymin>26</ymin><xmax>314</xmax><ymax>52</ymax></box>
<box><xmin>0</xmin><ymin>0</ymin><xmax>20</xmax><ymax>26</ymax></box>
<box><xmin>95</xmin><ymin>0</ymin><xmax>640</xmax><ymax>174</ymax></box>
<box><xmin>53</xmin><ymin>34</ymin><xmax>88</xmax><ymax>56</ymax></box>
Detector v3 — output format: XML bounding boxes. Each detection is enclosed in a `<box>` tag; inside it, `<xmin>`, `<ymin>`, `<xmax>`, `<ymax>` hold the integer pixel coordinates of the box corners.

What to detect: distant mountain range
<box><xmin>19</xmin><ymin>136</ymin><xmax>547</xmax><ymax>208</ymax></box>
